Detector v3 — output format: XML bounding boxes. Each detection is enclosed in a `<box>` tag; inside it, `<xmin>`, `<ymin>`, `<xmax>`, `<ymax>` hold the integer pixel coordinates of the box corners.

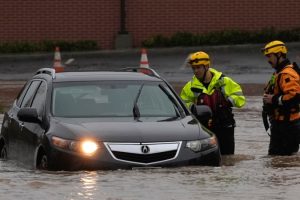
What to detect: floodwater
<box><xmin>0</xmin><ymin>96</ymin><xmax>299</xmax><ymax>200</ymax></box>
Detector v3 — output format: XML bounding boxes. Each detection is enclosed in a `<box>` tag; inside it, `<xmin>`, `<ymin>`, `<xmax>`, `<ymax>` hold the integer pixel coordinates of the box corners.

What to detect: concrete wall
<box><xmin>0</xmin><ymin>0</ymin><xmax>300</xmax><ymax>49</ymax></box>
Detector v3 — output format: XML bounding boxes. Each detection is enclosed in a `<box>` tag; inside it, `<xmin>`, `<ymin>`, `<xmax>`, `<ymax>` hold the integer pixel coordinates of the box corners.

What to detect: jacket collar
<box><xmin>191</xmin><ymin>68</ymin><xmax>223</xmax><ymax>90</ymax></box>
<box><xmin>276</xmin><ymin>59</ymin><xmax>291</xmax><ymax>73</ymax></box>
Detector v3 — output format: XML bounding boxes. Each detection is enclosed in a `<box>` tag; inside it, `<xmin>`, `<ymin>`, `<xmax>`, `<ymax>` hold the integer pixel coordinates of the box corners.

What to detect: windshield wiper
<box><xmin>157</xmin><ymin>116</ymin><xmax>180</xmax><ymax>122</ymax></box>
<box><xmin>133</xmin><ymin>84</ymin><xmax>144</xmax><ymax>121</ymax></box>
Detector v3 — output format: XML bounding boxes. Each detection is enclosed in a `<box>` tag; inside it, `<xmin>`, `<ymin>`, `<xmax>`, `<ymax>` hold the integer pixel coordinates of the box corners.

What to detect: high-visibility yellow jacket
<box><xmin>180</xmin><ymin>68</ymin><xmax>246</xmax><ymax>109</ymax></box>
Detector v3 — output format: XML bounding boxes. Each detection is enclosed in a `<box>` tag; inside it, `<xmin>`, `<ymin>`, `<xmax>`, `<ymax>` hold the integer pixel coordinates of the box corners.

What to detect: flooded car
<box><xmin>0</xmin><ymin>67</ymin><xmax>221</xmax><ymax>170</ymax></box>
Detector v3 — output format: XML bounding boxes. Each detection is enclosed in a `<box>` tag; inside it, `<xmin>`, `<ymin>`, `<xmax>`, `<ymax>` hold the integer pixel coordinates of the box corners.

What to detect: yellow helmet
<box><xmin>262</xmin><ymin>40</ymin><xmax>287</xmax><ymax>55</ymax></box>
<box><xmin>188</xmin><ymin>51</ymin><xmax>210</xmax><ymax>66</ymax></box>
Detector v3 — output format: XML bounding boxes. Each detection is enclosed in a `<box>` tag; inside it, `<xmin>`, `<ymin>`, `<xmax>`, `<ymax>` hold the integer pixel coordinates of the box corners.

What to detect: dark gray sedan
<box><xmin>0</xmin><ymin>67</ymin><xmax>221</xmax><ymax>170</ymax></box>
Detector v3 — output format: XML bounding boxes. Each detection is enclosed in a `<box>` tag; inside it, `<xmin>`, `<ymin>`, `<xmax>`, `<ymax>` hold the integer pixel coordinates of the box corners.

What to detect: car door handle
<box><xmin>19</xmin><ymin>122</ymin><xmax>24</xmax><ymax>132</ymax></box>
<box><xmin>8</xmin><ymin>114</ymin><xmax>13</xmax><ymax>123</ymax></box>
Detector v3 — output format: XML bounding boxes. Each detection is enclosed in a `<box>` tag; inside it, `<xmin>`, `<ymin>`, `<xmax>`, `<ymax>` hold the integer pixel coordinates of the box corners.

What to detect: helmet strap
<box><xmin>275</xmin><ymin>53</ymin><xmax>282</xmax><ymax>67</ymax></box>
<box><xmin>201</xmin><ymin>67</ymin><xmax>209</xmax><ymax>82</ymax></box>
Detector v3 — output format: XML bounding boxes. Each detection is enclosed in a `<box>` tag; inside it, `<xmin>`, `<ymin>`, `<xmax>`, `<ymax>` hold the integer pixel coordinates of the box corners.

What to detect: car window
<box><xmin>52</xmin><ymin>81</ymin><xmax>181</xmax><ymax>118</ymax></box>
<box><xmin>20</xmin><ymin>80</ymin><xmax>41</xmax><ymax>108</ymax></box>
<box><xmin>31</xmin><ymin>81</ymin><xmax>47</xmax><ymax>116</ymax></box>
<box><xmin>16</xmin><ymin>81</ymin><xmax>31</xmax><ymax>107</ymax></box>
<box><xmin>137</xmin><ymin>85</ymin><xmax>179</xmax><ymax>117</ymax></box>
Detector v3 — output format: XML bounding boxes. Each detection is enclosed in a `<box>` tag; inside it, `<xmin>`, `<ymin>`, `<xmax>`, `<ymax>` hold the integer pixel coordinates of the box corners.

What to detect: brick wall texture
<box><xmin>0</xmin><ymin>0</ymin><xmax>300</xmax><ymax>49</ymax></box>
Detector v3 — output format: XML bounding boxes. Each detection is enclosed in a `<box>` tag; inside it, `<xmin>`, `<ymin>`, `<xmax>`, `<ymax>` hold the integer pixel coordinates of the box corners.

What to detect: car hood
<box><xmin>51</xmin><ymin>116</ymin><xmax>205</xmax><ymax>142</ymax></box>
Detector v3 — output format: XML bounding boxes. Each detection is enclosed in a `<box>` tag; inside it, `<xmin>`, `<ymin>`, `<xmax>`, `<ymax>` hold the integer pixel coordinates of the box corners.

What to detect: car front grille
<box><xmin>112</xmin><ymin>150</ymin><xmax>177</xmax><ymax>163</ymax></box>
<box><xmin>104</xmin><ymin>142</ymin><xmax>181</xmax><ymax>165</ymax></box>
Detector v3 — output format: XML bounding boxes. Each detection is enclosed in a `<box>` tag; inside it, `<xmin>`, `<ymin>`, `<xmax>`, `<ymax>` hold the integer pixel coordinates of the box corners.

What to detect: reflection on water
<box><xmin>0</xmin><ymin>96</ymin><xmax>299</xmax><ymax>200</ymax></box>
<box><xmin>78</xmin><ymin>171</ymin><xmax>98</xmax><ymax>199</ymax></box>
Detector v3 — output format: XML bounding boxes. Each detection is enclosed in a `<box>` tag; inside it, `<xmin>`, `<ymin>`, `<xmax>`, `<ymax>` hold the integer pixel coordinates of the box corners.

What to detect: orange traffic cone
<box><xmin>53</xmin><ymin>47</ymin><xmax>64</xmax><ymax>72</ymax></box>
<box><xmin>140</xmin><ymin>48</ymin><xmax>150</xmax><ymax>68</ymax></box>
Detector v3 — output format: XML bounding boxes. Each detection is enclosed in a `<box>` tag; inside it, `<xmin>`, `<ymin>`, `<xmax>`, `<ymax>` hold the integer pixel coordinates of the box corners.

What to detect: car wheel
<box><xmin>208</xmin><ymin>150</ymin><xmax>222</xmax><ymax>166</ymax></box>
<box><xmin>210</xmin><ymin>154</ymin><xmax>221</xmax><ymax>166</ymax></box>
<box><xmin>37</xmin><ymin>153</ymin><xmax>48</xmax><ymax>170</ymax></box>
<box><xmin>0</xmin><ymin>145</ymin><xmax>7</xmax><ymax>160</ymax></box>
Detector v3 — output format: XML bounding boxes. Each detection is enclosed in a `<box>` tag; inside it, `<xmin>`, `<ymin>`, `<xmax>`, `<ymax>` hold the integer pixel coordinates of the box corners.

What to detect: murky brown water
<box><xmin>1</xmin><ymin>96</ymin><xmax>299</xmax><ymax>200</ymax></box>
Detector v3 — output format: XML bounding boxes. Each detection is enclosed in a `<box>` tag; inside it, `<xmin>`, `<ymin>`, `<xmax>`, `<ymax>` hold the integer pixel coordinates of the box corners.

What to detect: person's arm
<box><xmin>223</xmin><ymin>77</ymin><xmax>246</xmax><ymax>108</ymax></box>
<box><xmin>180</xmin><ymin>82</ymin><xmax>194</xmax><ymax>109</ymax></box>
<box><xmin>272</xmin><ymin>72</ymin><xmax>300</xmax><ymax>107</ymax></box>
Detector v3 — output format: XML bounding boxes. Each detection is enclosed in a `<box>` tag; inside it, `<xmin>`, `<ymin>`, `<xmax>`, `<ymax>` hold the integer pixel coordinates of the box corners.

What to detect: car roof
<box><xmin>43</xmin><ymin>71</ymin><xmax>162</xmax><ymax>83</ymax></box>
<box><xmin>34</xmin><ymin>67</ymin><xmax>166</xmax><ymax>83</ymax></box>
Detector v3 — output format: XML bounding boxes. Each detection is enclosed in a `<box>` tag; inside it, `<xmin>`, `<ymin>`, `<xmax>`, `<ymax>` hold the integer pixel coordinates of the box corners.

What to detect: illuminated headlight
<box><xmin>52</xmin><ymin>136</ymin><xmax>99</xmax><ymax>156</ymax></box>
<box><xmin>186</xmin><ymin>136</ymin><xmax>217</xmax><ymax>152</ymax></box>
<box><xmin>80</xmin><ymin>141</ymin><xmax>98</xmax><ymax>155</ymax></box>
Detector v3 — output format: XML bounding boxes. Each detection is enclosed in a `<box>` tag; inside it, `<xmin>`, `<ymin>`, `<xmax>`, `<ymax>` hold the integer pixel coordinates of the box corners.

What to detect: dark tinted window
<box><xmin>20</xmin><ymin>81</ymin><xmax>41</xmax><ymax>108</ymax></box>
<box><xmin>31</xmin><ymin>81</ymin><xmax>47</xmax><ymax>116</ymax></box>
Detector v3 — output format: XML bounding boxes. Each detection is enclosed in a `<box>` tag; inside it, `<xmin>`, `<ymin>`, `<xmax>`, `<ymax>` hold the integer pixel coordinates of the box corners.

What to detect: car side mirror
<box><xmin>191</xmin><ymin>105</ymin><xmax>212</xmax><ymax>125</ymax></box>
<box><xmin>17</xmin><ymin>107</ymin><xmax>41</xmax><ymax>123</ymax></box>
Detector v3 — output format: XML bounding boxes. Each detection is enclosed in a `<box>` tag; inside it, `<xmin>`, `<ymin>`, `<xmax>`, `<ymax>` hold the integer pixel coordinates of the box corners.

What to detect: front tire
<box><xmin>36</xmin><ymin>151</ymin><xmax>49</xmax><ymax>170</ymax></box>
<box><xmin>207</xmin><ymin>149</ymin><xmax>222</xmax><ymax>166</ymax></box>
<box><xmin>209</xmin><ymin>153</ymin><xmax>221</xmax><ymax>166</ymax></box>
<box><xmin>0</xmin><ymin>145</ymin><xmax>7</xmax><ymax>160</ymax></box>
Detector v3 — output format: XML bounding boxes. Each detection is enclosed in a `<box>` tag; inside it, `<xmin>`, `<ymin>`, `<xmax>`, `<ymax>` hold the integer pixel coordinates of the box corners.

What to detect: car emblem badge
<box><xmin>141</xmin><ymin>145</ymin><xmax>150</xmax><ymax>154</ymax></box>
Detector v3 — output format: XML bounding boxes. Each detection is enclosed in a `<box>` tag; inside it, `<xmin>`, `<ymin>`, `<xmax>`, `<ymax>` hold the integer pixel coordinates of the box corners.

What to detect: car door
<box><xmin>4</xmin><ymin>80</ymin><xmax>40</xmax><ymax>159</ymax></box>
<box><xmin>11</xmin><ymin>80</ymin><xmax>41</xmax><ymax>162</ymax></box>
<box><xmin>1</xmin><ymin>81</ymin><xmax>30</xmax><ymax>158</ymax></box>
<box><xmin>18</xmin><ymin>80</ymin><xmax>47</xmax><ymax>165</ymax></box>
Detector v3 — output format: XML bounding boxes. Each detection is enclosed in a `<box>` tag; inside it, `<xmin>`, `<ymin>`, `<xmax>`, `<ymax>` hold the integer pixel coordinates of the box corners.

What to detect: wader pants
<box><xmin>269</xmin><ymin>119</ymin><xmax>300</xmax><ymax>155</ymax></box>
<box><xmin>212</xmin><ymin>126</ymin><xmax>235</xmax><ymax>155</ymax></box>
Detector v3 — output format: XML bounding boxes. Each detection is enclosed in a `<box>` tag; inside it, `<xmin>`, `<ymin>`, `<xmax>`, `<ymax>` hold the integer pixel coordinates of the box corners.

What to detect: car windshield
<box><xmin>52</xmin><ymin>81</ymin><xmax>182</xmax><ymax>119</ymax></box>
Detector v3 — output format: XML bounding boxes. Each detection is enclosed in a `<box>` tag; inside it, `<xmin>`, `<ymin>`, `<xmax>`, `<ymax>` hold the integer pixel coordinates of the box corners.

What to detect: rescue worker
<box><xmin>262</xmin><ymin>40</ymin><xmax>300</xmax><ymax>155</ymax></box>
<box><xmin>180</xmin><ymin>51</ymin><xmax>246</xmax><ymax>155</ymax></box>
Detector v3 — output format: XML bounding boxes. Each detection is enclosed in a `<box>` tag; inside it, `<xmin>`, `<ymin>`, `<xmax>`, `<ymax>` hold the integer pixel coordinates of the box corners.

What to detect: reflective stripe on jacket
<box><xmin>180</xmin><ymin>68</ymin><xmax>246</xmax><ymax>109</ymax></box>
<box><xmin>273</xmin><ymin>64</ymin><xmax>300</xmax><ymax>121</ymax></box>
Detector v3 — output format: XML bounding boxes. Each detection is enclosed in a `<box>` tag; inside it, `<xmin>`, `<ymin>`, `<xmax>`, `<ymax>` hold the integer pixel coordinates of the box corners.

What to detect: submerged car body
<box><xmin>0</xmin><ymin>67</ymin><xmax>221</xmax><ymax>170</ymax></box>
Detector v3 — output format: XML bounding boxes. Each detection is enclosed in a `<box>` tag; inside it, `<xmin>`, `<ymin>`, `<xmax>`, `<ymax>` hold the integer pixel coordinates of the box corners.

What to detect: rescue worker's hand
<box><xmin>263</xmin><ymin>93</ymin><xmax>273</xmax><ymax>104</ymax></box>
